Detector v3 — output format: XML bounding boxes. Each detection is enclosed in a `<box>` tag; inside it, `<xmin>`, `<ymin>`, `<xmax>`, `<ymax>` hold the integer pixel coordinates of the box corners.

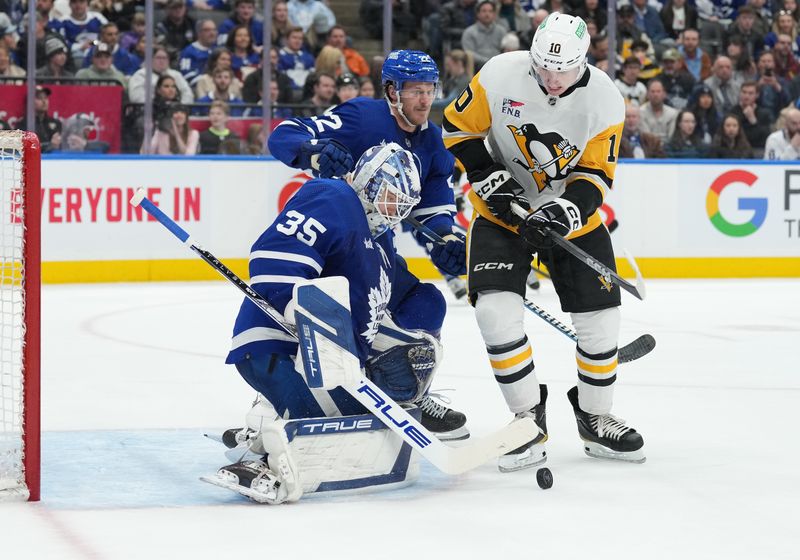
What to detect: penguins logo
<box><xmin>507</xmin><ymin>123</ymin><xmax>579</xmax><ymax>192</ymax></box>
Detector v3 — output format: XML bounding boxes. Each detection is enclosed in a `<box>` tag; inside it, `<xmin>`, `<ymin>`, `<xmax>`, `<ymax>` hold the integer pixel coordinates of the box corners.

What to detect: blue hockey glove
<box><xmin>297</xmin><ymin>138</ymin><xmax>354</xmax><ymax>178</ymax></box>
<box><xmin>519</xmin><ymin>199</ymin><xmax>582</xmax><ymax>249</ymax></box>
<box><xmin>470</xmin><ymin>163</ymin><xmax>530</xmax><ymax>226</ymax></box>
<box><xmin>427</xmin><ymin>225</ymin><xmax>466</xmax><ymax>276</ymax></box>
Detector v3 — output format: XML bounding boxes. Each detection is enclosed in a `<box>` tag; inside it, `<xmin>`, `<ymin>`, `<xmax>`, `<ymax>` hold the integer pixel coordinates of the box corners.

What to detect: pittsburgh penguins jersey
<box><xmin>443</xmin><ymin>51</ymin><xmax>624</xmax><ymax>233</ymax></box>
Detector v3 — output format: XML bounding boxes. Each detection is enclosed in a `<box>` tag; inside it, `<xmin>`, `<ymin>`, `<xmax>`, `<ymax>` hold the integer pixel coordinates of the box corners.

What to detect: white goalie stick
<box><xmin>404</xmin><ymin>216</ymin><xmax>655</xmax><ymax>363</ymax></box>
<box><xmin>130</xmin><ymin>189</ymin><xmax>538</xmax><ymax>475</ymax></box>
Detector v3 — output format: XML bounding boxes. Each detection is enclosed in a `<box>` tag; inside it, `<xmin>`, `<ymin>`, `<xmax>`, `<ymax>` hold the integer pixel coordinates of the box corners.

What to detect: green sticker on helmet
<box><xmin>575</xmin><ymin>21</ymin><xmax>586</xmax><ymax>38</ymax></box>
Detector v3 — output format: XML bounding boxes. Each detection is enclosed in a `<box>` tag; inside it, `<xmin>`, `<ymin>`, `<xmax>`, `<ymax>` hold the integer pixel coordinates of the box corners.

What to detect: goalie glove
<box><xmin>297</xmin><ymin>138</ymin><xmax>354</xmax><ymax>178</ymax></box>
<box><xmin>470</xmin><ymin>163</ymin><xmax>530</xmax><ymax>226</ymax></box>
<box><xmin>519</xmin><ymin>198</ymin><xmax>582</xmax><ymax>249</ymax></box>
<box><xmin>427</xmin><ymin>224</ymin><xmax>466</xmax><ymax>276</ymax></box>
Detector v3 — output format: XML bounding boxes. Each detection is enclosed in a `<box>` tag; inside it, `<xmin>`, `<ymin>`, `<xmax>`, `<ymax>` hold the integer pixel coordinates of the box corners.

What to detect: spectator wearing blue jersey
<box><xmin>52</xmin><ymin>0</ymin><xmax>108</xmax><ymax>68</ymax></box>
<box><xmin>218</xmin><ymin>0</ymin><xmax>265</xmax><ymax>47</ymax></box>
<box><xmin>225</xmin><ymin>24</ymin><xmax>260</xmax><ymax>81</ymax></box>
<box><xmin>268</xmin><ymin>50</ymin><xmax>469</xmax><ymax>440</ymax></box>
<box><xmin>178</xmin><ymin>18</ymin><xmax>218</xmax><ymax>86</ymax></box>
<box><xmin>195</xmin><ymin>66</ymin><xmax>245</xmax><ymax>115</ymax></box>
<box><xmin>82</xmin><ymin>22</ymin><xmax>141</xmax><ymax>75</ymax></box>
<box><xmin>278</xmin><ymin>26</ymin><xmax>315</xmax><ymax>97</ymax></box>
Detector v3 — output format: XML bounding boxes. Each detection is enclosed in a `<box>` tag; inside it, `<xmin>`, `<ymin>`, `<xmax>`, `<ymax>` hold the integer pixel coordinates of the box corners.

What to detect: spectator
<box><xmin>726</xmin><ymin>35</ymin><xmax>758</xmax><ymax>83</ymax></box>
<box><xmin>764</xmin><ymin>9</ymin><xmax>797</xmax><ymax>51</ymax></box>
<box><xmin>358</xmin><ymin>75</ymin><xmax>376</xmax><ymax>98</ymax></box>
<box><xmin>725</xmin><ymin>5</ymin><xmax>765</xmax><ymax>61</ymax></box>
<box><xmin>665</xmin><ymin>109</ymin><xmax>706</xmax><ymax>157</ymax></box>
<box><xmin>640</xmin><ymin>77</ymin><xmax>680</xmax><ymax>142</ymax></box>
<box><xmin>82</xmin><ymin>22</ymin><xmax>141</xmax><ymax>75</ymax></box>
<box><xmin>196</xmin><ymin>67</ymin><xmax>245</xmax><ymax>115</ymax></box>
<box><xmin>631</xmin><ymin>0</ymin><xmax>668</xmax><ymax>45</ymax></box>
<box><xmin>195</xmin><ymin>48</ymin><xmax>244</xmax><ymax>99</ymax></box>
<box><xmin>242</xmin><ymin>46</ymin><xmax>292</xmax><ymax>105</ymax></box>
<box><xmin>298</xmin><ymin>71</ymin><xmax>335</xmax><ymax>116</ymax></box>
<box><xmin>689</xmin><ymin>84</ymin><xmax>722</xmax><ymax>145</ymax></box>
<box><xmin>771</xmin><ymin>34</ymin><xmax>800</xmax><ymax>79</ymax></box>
<box><xmin>360</xmin><ymin>0</ymin><xmax>416</xmax><ymax>46</ymax></box>
<box><xmin>153</xmin><ymin>73</ymin><xmax>183</xmax><ymax>127</ymax></box>
<box><xmin>226</xmin><ymin>24</ymin><xmax>260</xmax><ymax>80</ymax></box>
<box><xmin>38</xmin><ymin>0</ymin><xmax>65</xmax><ymax>20</ymax></box>
<box><xmin>615</xmin><ymin>56</ymin><xmax>648</xmax><ymax>106</ymax></box>
<box><xmin>574</xmin><ymin>0</ymin><xmax>607</xmax><ymax>34</ymax></box>
<box><xmin>147</xmin><ymin>104</ymin><xmax>198</xmax><ymax>155</ymax></box>
<box><xmin>431</xmin><ymin>0</ymin><xmax>478</xmax><ymax>57</ymax></box>
<box><xmin>660</xmin><ymin>0</ymin><xmax>698</xmax><ymax>40</ymax></box>
<box><xmin>75</xmin><ymin>41</ymin><xmax>126</xmax><ymax>85</ymax></box>
<box><xmin>678</xmin><ymin>27</ymin><xmax>712</xmax><ymax>81</ymax></box>
<box><xmin>15</xmin><ymin>11</ymin><xmax>59</xmax><ymax>70</ymax></box>
<box><xmin>245</xmin><ymin>122</ymin><xmax>267</xmax><ymax>154</ymax></box>
<box><xmin>619</xmin><ymin>103</ymin><xmax>666</xmax><ymax>158</ymax></box>
<box><xmin>587</xmin><ymin>32</ymin><xmax>609</xmax><ymax>69</ymax></box>
<box><xmin>288</xmin><ymin>0</ymin><xmax>336</xmax><ymax>39</ymax></box>
<box><xmin>119</xmin><ymin>12</ymin><xmax>145</xmax><ymax>54</ymax></box>
<box><xmin>199</xmin><ymin>100</ymin><xmax>241</xmax><ymax>154</ymax></box>
<box><xmin>659</xmin><ymin>47</ymin><xmax>696</xmax><ymax>109</ymax></box>
<box><xmin>730</xmin><ymin>81</ymin><xmax>772</xmax><ymax>151</ymax></box>
<box><xmin>36</xmin><ymin>35</ymin><xmax>74</xmax><ymax>79</ymax></box>
<box><xmin>129</xmin><ymin>46</ymin><xmax>195</xmax><ymax>104</ymax></box>
<box><xmin>433</xmin><ymin>48</ymin><xmax>473</xmax><ymax>110</ymax></box>
<box><xmin>497</xmin><ymin>0</ymin><xmax>531</xmax><ymax>36</ymax></box>
<box><xmin>695</xmin><ymin>0</ymin><xmax>737</xmax><ymax>59</ymax></box>
<box><xmin>462</xmin><ymin>0</ymin><xmax>508</xmax><ymax>70</ymax></box>
<box><xmin>218</xmin><ymin>0</ymin><xmax>265</xmax><ymax>47</ymax></box>
<box><xmin>326</xmin><ymin>25</ymin><xmax>369</xmax><ymax>77</ymax></box>
<box><xmin>755</xmin><ymin>51</ymin><xmax>792</xmax><ymax>118</ymax></box>
<box><xmin>156</xmin><ymin>0</ymin><xmax>197</xmax><ymax>53</ymax></box>
<box><xmin>747</xmin><ymin>0</ymin><xmax>772</xmax><ymax>36</ymax></box>
<box><xmin>60</xmin><ymin>113</ymin><xmax>109</xmax><ymax>152</ymax></box>
<box><xmin>703</xmin><ymin>55</ymin><xmax>742</xmax><ymax>115</ymax></box>
<box><xmin>631</xmin><ymin>39</ymin><xmax>662</xmax><ymax>80</ymax></box>
<box><xmin>335</xmin><ymin>73</ymin><xmax>359</xmax><ymax>103</ymax></box>
<box><xmin>17</xmin><ymin>86</ymin><xmax>62</xmax><ymax>153</ymax></box>
<box><xmin>93</xmin><ymin>0</ymin><xmax>138</xmax><ymax>28</ymax></box>
<box><xmin>178</xmin><ymin>18</ymin><xmax>218</xmax><ymax>86</ymax></box>
<box><xmin>271</xmin><ymin>1</ymin><xmax>291</xmax><ymax>47</ymax></box>
<box><xmin>764</xmin><ymin>106</ymin><xmax>800</xmax><ymax>159</ymax></box>
<box><xmin>315</xmin><ymin>45</ymin><xmax>347</xmax><ymax>77</ymax></box>
<box><xmin>616</xmin><ymin>4</ymin><xmax>651</xmax><ymax>59</ymax></box>
<box><xmin>271</xmin><ymin>78</ymin><xmax>295</xmax><ymax>118</ymax></box>
<box><xmin>278</xmin><ymin>26</ymin><xmax>315</xmax><ymax>97</ymax></box>
<box><xmin>708</xmin><ymin>114</ymin><xmax>753</xmax><ymax>158</ymax></box>
<box><xmin>52</xmin><ymin>0</ymin><xmax>107</xmax><ymax>68</ymax></box>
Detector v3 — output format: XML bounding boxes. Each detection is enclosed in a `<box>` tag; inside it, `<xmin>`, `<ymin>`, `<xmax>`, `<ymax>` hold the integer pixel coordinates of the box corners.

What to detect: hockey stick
<box><xmin>510</xmin><ymin>202</ymin><xmax>646</xmax><ymax>301</ymax></box>
<box><xmin>130</xmin><ymin>189</ymin><xmax>538</xmax><ymax>475</ymax></box>
<box><xmin>404</xmin><ymin>216</ymin><xmax>655</xmax><ymax>363</ymax></box>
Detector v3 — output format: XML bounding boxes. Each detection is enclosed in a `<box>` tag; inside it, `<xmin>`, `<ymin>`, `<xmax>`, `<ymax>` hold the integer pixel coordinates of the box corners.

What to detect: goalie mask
<box><xmin>529</xmin><ymin>12</ymin><xmax>590</xmax><ymax>96</ymax></box>
<box><xmin>351</xmin><ymin>143</ymin><xmax>422</xmax><ymax>237</ymax></box>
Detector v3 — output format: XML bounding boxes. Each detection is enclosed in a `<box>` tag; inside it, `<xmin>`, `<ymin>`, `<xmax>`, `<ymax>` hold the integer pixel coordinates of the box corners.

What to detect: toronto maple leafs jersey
<box><xmin>226</xmin><ymin>178</ymin><xmax>396</xmax><ymax>366</ymax></box>
<box><xmin>443</xmin><ymin>52</ymin><xmax>624</xmax><ymax>234</ymax></box>
<box><xmin>269</xmin><ymin>97</ymin><xmax>457</xmax><ymax>234</ymax></box>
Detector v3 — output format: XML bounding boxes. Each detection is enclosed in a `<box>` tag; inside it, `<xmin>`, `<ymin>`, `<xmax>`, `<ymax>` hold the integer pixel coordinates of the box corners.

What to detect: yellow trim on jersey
<box><xmin>572</xmin><ymin>121</ymin><xmax>624</xmax><ymax>189</ymax></box>
<box><xmin>577</xmin><ymin>358</ymin><xmax>618</xmax><ymax>374</ymax></box>
<box><xmin>442</xmin><ymin>73</ymin><xmax>492</xmax><ymax>149</ymax></box>
<box><xmin>490</xmin><ymin>347</ymin><xmax>533</xmax><ymax>369</ymax></box>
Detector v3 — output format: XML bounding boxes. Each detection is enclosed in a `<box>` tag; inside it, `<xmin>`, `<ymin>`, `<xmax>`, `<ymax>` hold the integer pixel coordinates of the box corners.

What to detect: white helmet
<box><xmin>529</xmin><ymin>12</ymin><xmax>590</xmax><ymax>74</ymax></box>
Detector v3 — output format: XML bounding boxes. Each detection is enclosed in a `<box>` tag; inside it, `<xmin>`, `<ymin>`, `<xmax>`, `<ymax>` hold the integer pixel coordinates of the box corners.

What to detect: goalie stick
<box><xmin>404</xmin><ymin>216</ymin><xmax>655</xmax><ymax>363</ymax></box>
<box><xmin>130</xmin><ymin>189</ymin><xmax>538</xmax><ymax>475</ymax></box>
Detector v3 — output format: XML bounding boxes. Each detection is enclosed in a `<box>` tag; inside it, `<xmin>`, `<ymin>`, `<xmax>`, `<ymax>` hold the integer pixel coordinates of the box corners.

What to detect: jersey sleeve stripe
<box><xmin>442</xmin><ymin>73</ymin><xmax>492</xmax><ymax>149</ymax></box>
<box><xmin>230</xmin><ymin>326</ymin><xmax>297</xmax><ymax>351</ymax></box>
<box><xmin>251</xmin><ymin>250</ymin><xmax>324</xmax><ymax>274</ymax></box>
<box><xmin>410</xmin><ymin>203</ymin><xmax>457</xmax><ymax>219</ymax></box>
<box><xmin>250</xmin><ymin>274</ymin><xmax>308</xmax><ymax>285</ymax></box>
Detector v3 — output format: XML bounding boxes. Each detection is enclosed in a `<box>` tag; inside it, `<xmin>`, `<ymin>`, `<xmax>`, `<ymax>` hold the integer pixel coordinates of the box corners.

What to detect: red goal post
<box><xmin>0</xmin><ymin>130</ymin><xmax>41</xmax><ymax>502</ymax></box>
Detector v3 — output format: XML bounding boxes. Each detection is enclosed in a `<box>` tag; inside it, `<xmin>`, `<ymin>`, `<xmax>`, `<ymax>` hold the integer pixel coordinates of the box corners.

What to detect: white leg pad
<box><xmin>474</xmin><ymin>291</ymin><xmax>526</xmax><ymax>346</ymax></box>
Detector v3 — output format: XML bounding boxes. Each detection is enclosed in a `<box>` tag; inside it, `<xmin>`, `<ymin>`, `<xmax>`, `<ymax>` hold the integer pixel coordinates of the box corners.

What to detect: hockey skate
<box><xmin>567</xmin><ymin>386</ymin><xmax>645</xmax><ymax>463</ymax></box>
<box><xmin>445</xmin><ymin>275</ymin><xmax>467</xmax><ymax>300</ymax></box>
<box><xmin>200</xmin><ymin>455</ymin><xmax>300</xmax><ymax>505</ymax></box>
<box><xmin>414</xmin><ymin>393</ymin><xmax>469</xmax><ymax>441</ymax></box>
<box><xmin>498</xmin><ymin>385</ymin><xmax>548</xmax><ymax>473</ymax></box>
<box><xmin>526</xmin><ymin>269</ymin><xmax>540</xmax><ymax>291</ymax></box>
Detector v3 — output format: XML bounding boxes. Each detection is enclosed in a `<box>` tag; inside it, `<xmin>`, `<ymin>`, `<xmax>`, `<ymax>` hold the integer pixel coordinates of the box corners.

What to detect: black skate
<box><xmin>200</xmin><ymin>458</ymin><xmax>287</xmax><ymax>504</ymax></box>
<box><xmin>498</xmin><ymin>385</ymin><xmax>548</xmax><ymax>473</ymax></box>
<box><xmin>526</xmin><ymin>269</ymin><xmax>541</xmax><ymax>291</ymax></box>
<box><xmin>567</xmin><ymin>386</ymin><xmax>645</xmax><ymax>463</ymax></box>
<box><xmin>414</xmin><ymin>394</ymin><xmax>469</xmax><ymax>441</ymax></box>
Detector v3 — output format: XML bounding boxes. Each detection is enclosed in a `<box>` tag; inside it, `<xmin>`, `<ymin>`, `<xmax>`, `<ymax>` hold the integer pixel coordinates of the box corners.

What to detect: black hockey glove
<box><xmin>470</xmin><ymin>164</ymin><xmax>530</xmax><ymax>226</ymax></box>
<box><xmin>297</xmin><ymin>138</ymin><xmax>354</xmax><ymax>178</ymax></box>
<box><xmin>519</xmin><ymin>199</ymin><xmax>582</xmax><ymax>249</ymax></box>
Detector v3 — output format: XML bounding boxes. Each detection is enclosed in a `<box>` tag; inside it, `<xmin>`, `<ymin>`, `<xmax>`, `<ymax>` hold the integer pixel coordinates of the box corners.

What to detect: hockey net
<box><xmin>0</xmin><ymin>131</ymin><xmax>40</xmax><ymax>502</ymax></box>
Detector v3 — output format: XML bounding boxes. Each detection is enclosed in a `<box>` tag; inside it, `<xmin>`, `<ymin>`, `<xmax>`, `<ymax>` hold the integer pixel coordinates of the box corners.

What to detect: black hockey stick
<box><xmin>510</xmin><ymin>202</ymin><xmax>646</xmax><ymax>301</ymax></box>
<box><xmin>405</xmin><ymin>216</ymin><xmax>655</xmax><ymax>363</ymax></box>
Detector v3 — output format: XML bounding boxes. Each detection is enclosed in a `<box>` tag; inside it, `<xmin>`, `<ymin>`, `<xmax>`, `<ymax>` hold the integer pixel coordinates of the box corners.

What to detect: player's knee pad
<box><xmin>571</xmin><ymin>307</ymin><xmax>620</xmax><ymax>415</ymax></box>
<box><xmin>474</xmin><ymin>290</ymin><xmax>526</xmax><ymax>346</ymax></box>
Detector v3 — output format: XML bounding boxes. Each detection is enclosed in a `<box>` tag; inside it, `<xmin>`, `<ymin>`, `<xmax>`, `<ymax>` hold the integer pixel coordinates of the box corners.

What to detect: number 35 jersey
<box><xmin>443</xmin><ymin>52</ymin><xmax>625</xmax><ymax>230</ymax></box>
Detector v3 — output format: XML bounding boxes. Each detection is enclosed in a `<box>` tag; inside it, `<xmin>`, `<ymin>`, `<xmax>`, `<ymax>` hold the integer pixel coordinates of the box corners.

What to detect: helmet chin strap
<box><xmin>385</xmin><ymin>85</ymin><xmax>416</xmax><ymax>129</ymax></box>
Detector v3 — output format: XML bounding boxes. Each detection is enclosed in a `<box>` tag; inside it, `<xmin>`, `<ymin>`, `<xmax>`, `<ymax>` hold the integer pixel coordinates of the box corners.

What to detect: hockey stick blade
<box><xmin>510</xmin><ymin>202</ymin><xmax>645</xmax><ymax>301</ymax></box>
<box><xmin>617</xmin><ymin>334</ymin><xmax>656</xmax><ymax>363</ymax></box>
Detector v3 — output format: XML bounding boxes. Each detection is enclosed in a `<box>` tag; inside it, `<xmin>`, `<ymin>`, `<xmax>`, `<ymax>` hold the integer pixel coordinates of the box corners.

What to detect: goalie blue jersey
<box><xmin>268</xmin><ymin>97</ymin><xmax>457</xmax><ymax>233</ymax></box>
<box><xmin>226</xmin><ymin>178</ymin><xmax>397</xmax><ymax>365</ymax></box>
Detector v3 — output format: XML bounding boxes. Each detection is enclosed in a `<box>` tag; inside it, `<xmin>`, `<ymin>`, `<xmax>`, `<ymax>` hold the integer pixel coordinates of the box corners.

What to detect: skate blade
<box><xmin>498</xmin><ymin>444</ymin><xmax>547</xmax><ymax>473</ymax></box>
<box><xmin>582</xmin><ymin>441</ymin><xmax>646</xmax><ymax>464</ymax></box>
<box><xmin>434</xmin><ymin>426</ymin><xmax>470</xmax><ymax>441</ymax></box>
<box><xmin>199</xmin><ymin>475</ymin><xmax>276</xmax><ymax>504</ymax></box>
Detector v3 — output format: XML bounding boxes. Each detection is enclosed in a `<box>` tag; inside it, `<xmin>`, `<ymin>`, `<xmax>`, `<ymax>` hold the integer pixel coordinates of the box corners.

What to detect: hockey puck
<box><xmin>536</xmin><ymin>467</ymin><xmax>553</xmax><ymax>489</ymax></box>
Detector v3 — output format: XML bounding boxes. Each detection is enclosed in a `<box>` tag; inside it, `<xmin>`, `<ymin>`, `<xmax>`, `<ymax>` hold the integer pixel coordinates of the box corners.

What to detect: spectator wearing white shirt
<box><xmin>639</xmin><ymin>77</ymin><xmax>679</xmax><ymax>143</ymax></box>
<box><xmin>764</xmin><ymin>107</ymin><xmax>800</xmax><ymax>160</ymax></box>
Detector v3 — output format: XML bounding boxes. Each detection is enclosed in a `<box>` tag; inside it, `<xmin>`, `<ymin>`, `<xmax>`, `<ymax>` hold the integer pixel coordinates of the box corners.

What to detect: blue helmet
<box><xmin>381</xmin><ymin>50</ymin><xmax>439</xmax><ymax>90</ymax></box>
<box><xmin>352</xmin><ymin>143</ymin><xmax>422</xmax><ymax>234</ymax></box>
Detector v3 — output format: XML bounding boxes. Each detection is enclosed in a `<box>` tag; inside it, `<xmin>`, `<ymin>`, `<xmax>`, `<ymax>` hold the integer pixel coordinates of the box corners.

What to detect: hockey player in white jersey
<box><xmin>442</xmin><ymin>12</ymin><xmax>645</xmax><ymax>470</ymax></box>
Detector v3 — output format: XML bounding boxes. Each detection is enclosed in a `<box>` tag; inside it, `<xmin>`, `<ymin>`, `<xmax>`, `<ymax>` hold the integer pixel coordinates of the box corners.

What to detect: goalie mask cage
<box><xmin>0</xmin><ymin>131</ymin><xmax>41</xmax><ymax>502</ymax></box>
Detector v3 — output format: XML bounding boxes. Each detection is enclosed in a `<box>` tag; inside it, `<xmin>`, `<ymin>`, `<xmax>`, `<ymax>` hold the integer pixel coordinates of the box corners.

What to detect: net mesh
<box><xmin>0</xmin><ymin>131</ymin><xmax>29</xmax><ymax>500</ymax></box>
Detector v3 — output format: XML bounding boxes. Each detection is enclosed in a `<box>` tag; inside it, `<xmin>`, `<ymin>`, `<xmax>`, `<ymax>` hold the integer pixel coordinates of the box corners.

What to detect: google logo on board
<box><xmin>706</xmin><ymin>169</ymin><xmax>767</xmax><ymax>237</ymax></box>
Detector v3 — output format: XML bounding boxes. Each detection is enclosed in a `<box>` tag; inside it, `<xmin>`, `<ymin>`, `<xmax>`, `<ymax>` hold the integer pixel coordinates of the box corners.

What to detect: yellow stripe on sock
<box><xmin>576</xmin><ymin>357</ymin><xmax>618</xmax><ymax>374</ymax></box>
<box><xmin>490</xmin><ymin>347</ymin><xmax>532</xmax><ymax>370</ymax></box>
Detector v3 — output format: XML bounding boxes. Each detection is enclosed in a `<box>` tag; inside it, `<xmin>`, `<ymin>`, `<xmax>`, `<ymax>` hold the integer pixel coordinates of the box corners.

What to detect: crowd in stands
<box><xmin>1</xmin><ymin>0</ymin><xmax>800</xmax><ymax>158</ymax></box>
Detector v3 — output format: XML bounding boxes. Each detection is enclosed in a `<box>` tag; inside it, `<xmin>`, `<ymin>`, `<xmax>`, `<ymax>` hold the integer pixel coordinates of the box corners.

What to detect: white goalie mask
<box><xmin>351</xmin><ymin>143</ymin><xmax>422</xmax><ymax>237</ymax></box>
<box><xmin>529</xmin><ymin>12</ymin><xmax>590</xmax><ymax>95</ymax></box>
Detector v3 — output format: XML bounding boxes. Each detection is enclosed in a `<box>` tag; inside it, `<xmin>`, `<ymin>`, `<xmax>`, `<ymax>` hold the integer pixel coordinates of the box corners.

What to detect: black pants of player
<box><xmin>467</xmin><ymin>217</ymin><xmax>621</xmax><ymax>313</ymax></box>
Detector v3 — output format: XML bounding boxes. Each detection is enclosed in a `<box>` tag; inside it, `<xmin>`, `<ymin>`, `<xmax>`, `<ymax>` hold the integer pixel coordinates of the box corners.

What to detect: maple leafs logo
<box><xmin>361</xmin><ymin>267</ymin><xmax>391</xmax><ymax>344</ymax></box>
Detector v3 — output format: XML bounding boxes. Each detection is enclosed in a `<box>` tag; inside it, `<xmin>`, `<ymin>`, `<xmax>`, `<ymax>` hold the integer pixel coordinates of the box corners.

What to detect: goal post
<box><xmin>0</xmin><ymin>130</ymin><xmax>41</xmax><ymax>502</ymax></box>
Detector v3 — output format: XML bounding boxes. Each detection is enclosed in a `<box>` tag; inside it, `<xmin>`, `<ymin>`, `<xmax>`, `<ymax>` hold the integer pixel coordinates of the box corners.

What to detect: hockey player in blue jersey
<box><xmin>206</xmin><ymin>143</ymin><xmax>449</xmax><ymax>503</ymax></box>
<box><xmin>267</xmin><ymin>50</ymin><xmax>469</xmax><ymax>439</ymax></box>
